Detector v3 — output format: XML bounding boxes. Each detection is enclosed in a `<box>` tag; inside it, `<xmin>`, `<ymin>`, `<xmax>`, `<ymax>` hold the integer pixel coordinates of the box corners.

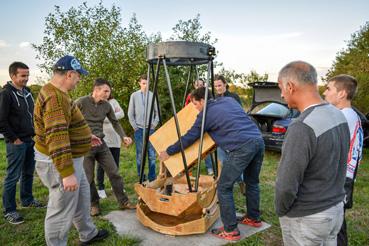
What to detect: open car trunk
<box><xmin>248</xmin><ymin>82</ymin><xmax>286</xmax><ymax>111</ymax></box>
<box><xmin>248</xmin><ymin>82</ymin><xmax>287</xmax><ymax>132</ymax></box>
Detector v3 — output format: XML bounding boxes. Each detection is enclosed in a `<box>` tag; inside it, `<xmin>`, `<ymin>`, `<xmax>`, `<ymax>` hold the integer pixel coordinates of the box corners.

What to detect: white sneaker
<box><xmin>207</xmin><ymin>168</ymin><xmax>214</xmax><ymax>175</ymax></box>
<box><xmin>97</xmin><ymin>189</ymin><xmax>107</xmax><ymax>199</ymax></box>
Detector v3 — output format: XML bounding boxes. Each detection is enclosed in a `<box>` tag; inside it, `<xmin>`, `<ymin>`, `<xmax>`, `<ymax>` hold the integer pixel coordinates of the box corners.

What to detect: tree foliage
<box><xmin>217</xmin><ymin>68</ymin><xmax>269</xmax><ymax>107</ymax></box>
<box><xmin>33</xmin><ymin>2</ymin><xmax>264</xmax><ymax>127</ymax></box>
<box><xmin>218</xmin><ymin>68</ymin><xmax>269</xmax><ymax>86</ymax></box>
<box><xmin>325</xmin><ymin>21</ymin><xmax>369</xmax><ymax>113</ymax></box>
<box><xmin>32</xmin><ymin>2</ymin><xmax>148</xmax><ymax>111</ymax></box>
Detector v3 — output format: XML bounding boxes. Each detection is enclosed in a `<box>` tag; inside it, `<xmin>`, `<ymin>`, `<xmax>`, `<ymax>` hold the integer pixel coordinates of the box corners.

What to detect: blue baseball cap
<box><xmin>53</xmin><ymin>55</ymin><xmax>88</xmax><ymax>75</ymax></box>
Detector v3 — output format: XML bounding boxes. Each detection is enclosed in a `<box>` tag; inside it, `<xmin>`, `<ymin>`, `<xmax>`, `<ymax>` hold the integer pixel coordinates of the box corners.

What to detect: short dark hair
<box><xmin>138</xmin><ymin>74</ymin><xmax>147</xmax><ymax>82</ymax></box>
<box><xmin>9</xmin><ymin>62</ymin><xmax>29</xmax><ymax>76</ymax></box>
<box><xmin>193</xmin><ymin>78</ymin><xmax>205</xmax><ymax>85</ymax></box>
<box><xmin>214</xmin><ymin>74</ymin><xmax>227</xmax><ymax>84</ymax></box>
<box><xmin>328</xmin><ymin>74</ymin><xmax>358</xmax><ymax>100</ymax></box>
<box><xmin>53</xmin><ymin>69</ymin><xmax>68</xmax><ymax>76</ymax></box>
<box><xmin>93</xmin><ymin>78</ymin><xmax>111</xmax><ymax>89</ymax></box>
<box><xmin>190</xmin><ymin>87</ymin><xmax>213</xmax><ymax>101</ymax></box>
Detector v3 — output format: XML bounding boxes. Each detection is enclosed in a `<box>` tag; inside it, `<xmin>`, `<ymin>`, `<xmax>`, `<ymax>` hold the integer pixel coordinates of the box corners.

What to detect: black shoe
<box><xmin>4</xmin><ymin>211</ymin><xmax>24</xmax><ymax>225</ymax></box>
<box><xmin>79</xmin><ymin>229</ymin><xmax>109</xmax><ymax>245</ymax></box>
<box><xmin>22</xmin><ymin>200</ymin><xmax>46</xmax><ymax>208</ymax></box>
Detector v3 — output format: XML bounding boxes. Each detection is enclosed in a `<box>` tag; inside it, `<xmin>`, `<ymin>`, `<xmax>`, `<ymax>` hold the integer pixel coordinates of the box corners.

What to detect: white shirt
<box><xmin>103</xmin><ymin>99</ymin><xmax>124</xmax><ymax>148</ymax></box>
<box><xmin>341</xmin><ymin>108</ymin><xmax>363</xmax><ymax>179</ymax></box>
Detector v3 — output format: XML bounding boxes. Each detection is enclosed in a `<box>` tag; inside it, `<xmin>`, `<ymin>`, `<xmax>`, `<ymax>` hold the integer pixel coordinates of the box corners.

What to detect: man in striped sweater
<box><xmin>34</xmin><ymin>55</ymin><xmax>108</xmax><ymax>246</ymax></box>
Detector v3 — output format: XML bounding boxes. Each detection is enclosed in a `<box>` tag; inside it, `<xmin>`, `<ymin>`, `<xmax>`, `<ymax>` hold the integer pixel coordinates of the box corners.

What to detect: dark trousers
<box><xmin>337</xmin><ymin>210</ymin><xmax>348</xmax><ymax>246</ymax></box>
<box><xmin>217</xmin><ymin>138</ymin><xmax>264</xmax><ymax>231</ymax></box>
<box><xmin>2</xmin><ymin>141</ymin><xmax>35</xmax><ymax>214</ymax></box>
<box><xmin>96</xmin><ymin>147</ymin><xmax>120</xmax><ymax>190</ymax></box>
<box><xmin>83</xmin><ymin>142</ymin><xmax>128</xmax><ymax>206</ymax></box>
<box><xmin>134</xmin><ymin>128</ymin><xmax>156</xmax><ymax>181</ymax></box>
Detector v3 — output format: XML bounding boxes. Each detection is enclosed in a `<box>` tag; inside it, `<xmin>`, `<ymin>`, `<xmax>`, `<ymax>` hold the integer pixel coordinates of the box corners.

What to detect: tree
<box><xmin>325</xmin><ymin>22</ymin><xmax>369</xmax><ymax>112</ymax></box>
<box><xmin>32</xmin><ymin>2</ymin><xmax>148</xmax><ymax>115</ymax></box>
<box><xmin>217</xmin><ymin>68</ymin><xmax>269</xmax><ymax>107</ymax></box>
<box><xmin>170</xmin><ymin>14</ymin><xmax>217</xmax><ymax>45</ymax></box>
<box><xmin>218</xmin><ymin>68</ymin><xmax>268</xmax><ymax>87</ymax></box>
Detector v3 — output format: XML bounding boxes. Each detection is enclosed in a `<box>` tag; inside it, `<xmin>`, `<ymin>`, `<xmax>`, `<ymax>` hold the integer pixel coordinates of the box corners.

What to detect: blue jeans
<box><xmin>217</xmin><ymin>138</ymin><xmax>264</xmax><ymax>231</ymax></box>
<box><xmin>134</xmin><ymin>128</ymin><xmax>156</xmax><ymax>182</ymax></box>
<box><xmin>2</xmin><ymin>141</ymin><xmax>36</xmax><ymax>213</ymax></box>
<box><xmin>218</xmin><ymin>147</ymin><xmax>243</xmax><ymax>182</ymax></box>
<box><xmin>205</xmin><ymin>155</ymin><xmax>213</xmax><ymax>172</ymax></box>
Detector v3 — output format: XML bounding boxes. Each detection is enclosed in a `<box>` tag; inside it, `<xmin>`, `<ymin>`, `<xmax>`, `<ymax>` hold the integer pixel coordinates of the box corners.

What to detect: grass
<box><xmin>0</xmin><ymin>140</ymin><xmax>368</xmax><ymax>245</ymax></box>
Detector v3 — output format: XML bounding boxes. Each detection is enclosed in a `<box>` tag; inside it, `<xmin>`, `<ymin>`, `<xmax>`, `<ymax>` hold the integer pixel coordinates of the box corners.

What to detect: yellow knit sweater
<box><xmin>34</xmin><ymin>83</ymin><xmax>92</xmax><ymax>178</ymax></box>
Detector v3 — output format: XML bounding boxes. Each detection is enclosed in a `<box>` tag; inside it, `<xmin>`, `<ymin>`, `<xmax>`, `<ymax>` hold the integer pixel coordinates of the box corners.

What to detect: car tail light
<box><xmin>272</xmin><ymin>125</ymin><xmax>287</xmax><ymax>134</ymax></box>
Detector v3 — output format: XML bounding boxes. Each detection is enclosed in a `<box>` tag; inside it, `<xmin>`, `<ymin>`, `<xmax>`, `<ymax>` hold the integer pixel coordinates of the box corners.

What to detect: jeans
<box><xmin>279</xmin><ymin>202</ymin><xmax>344</xmax><ymax>246</ymax></box>
<box><xmin>217</xmin><ymin>138</ymin><xmax>264</xmax><ymax>231</ymax></box>
<box><xmin>35</xmin><ymin>152</ymin><xmax>98</xmax><ymax>246</ymax></box>
<box><xmin>134</xmin><ymin>128</ymin><xmax>156</xmax><ymax>182</ymax></box>
<box><xmin>83</xmin><ymin>142</ymin><xmax>128</xmax><ymax>206</ymax></box>
<box><xmin>2</xmin><ymin>141</ymin><xmax>35</xmax><ymax>214</ymax></box>
<box><xmin>218</xmin><ymin>147</ymin><xmax>243</xmax><ymax>182</ymax></box>
<box><xmin>205</xmin><ymin>155</ymin><xmax>213</xmax><ymax>172</ymax></box>
<box><xmin>217</xmin><ymin>147</ymin><xmax>227</xmax><ymax>164</ymax></box>
<box><xmin>96</xmin><ymin>147</ymin><xmax>120</xmax><ymax>190</ymax></box>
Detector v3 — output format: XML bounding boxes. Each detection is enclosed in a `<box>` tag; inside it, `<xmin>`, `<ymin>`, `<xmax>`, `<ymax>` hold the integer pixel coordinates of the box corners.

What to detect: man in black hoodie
<box><xmin>0</xmin><ymin>62</ymin><xmax>44</xmax><ymax>225</ymax></box>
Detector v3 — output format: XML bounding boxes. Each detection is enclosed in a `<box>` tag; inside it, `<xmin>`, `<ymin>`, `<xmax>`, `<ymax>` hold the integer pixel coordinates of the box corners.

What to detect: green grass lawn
<box><xmin>0</xmin><ymin>140</ymin><xmax>368</xmax><ymax>245</ymax></box>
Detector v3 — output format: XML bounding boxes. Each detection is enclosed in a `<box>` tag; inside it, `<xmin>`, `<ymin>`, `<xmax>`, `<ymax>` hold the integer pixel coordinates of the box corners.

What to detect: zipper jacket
<box><xmin>0</xmin><ymin>81</ymin><xmax>35</xmax><ymax>143</ymax></box>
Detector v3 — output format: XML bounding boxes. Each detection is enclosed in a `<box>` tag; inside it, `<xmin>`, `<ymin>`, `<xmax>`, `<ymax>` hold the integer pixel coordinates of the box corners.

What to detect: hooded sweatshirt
<box><xmin>0</xmin><ymin>81</ymin><xmax>34</xmax><ymax>143</ymax></box>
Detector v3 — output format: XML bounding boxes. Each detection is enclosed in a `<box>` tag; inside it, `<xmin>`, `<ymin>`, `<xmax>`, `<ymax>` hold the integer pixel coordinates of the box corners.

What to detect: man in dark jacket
<box><xmin>0</xmin><ymin>62</ymin><xmax>44</xmax><ymax>225</ymax></box>
<box><xmin>159</xmin><ymin>87</ymin><xmax>264</xmax><ymax>241</ymax></box>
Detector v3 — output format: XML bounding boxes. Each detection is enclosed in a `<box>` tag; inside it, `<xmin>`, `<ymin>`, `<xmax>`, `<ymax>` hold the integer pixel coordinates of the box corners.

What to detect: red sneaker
<box><xmin>211</xmin><ymin>227</ymin><xmax>240</xmax><ymax>241</ymax></box>
<box><xmin>237</xmin><ymin>216</ymin><xmax>262</xmax><ymax>227</ymax></box>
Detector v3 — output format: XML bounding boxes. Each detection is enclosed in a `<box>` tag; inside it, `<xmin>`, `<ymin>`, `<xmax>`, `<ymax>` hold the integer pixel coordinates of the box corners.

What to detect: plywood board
<box><xmin>150</xmin><ymin>103</ymin><xmax>215</xmax><ymax>177</ymax></box>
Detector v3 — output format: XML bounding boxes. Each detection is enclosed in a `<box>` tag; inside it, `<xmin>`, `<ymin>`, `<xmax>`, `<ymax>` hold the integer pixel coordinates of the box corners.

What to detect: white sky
<box><xmin>0</xmin><ymin>0</ymin><xmax>368</xmax><ymax>85</ymax></box>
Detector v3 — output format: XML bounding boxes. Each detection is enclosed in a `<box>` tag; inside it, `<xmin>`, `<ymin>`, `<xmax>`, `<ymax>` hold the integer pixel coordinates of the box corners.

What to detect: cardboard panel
<box><xmin>150</xmin><ymin>103</ymin><xmax>215</xmax><ymax>177</ymax></box>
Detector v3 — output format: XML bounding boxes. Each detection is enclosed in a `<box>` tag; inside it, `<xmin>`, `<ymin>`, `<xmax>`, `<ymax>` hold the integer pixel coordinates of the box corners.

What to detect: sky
<box><xmin>0</xmin><ymin>0</ymin><xmax>368</xmax><ymax>85</ymax></box>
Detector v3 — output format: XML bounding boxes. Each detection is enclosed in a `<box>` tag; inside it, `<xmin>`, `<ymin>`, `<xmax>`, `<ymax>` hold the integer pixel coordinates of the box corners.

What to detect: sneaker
<box><xmin>97</xmin><ymin>189</ymin><xmax>107</xmax><ymax>199</ymax></box>
<box><xmin>207</xmin><ymin>168</ymin><xmax>214</xmax><ymax>175</ymax></box>
<box><xmin>237</xmin><ymin>216</ymin><xmax>262</xmax><ymax>227</ymax></box>
<box><xmin>79</xmin><ymin>229</ymin><xmax>109</xmax><ymax>245</ymax></box>
<box><xmin>90</xmin><ymin>205</ymin><xmax>101</xmax><ymax>217</ymax></box>
<box><xmin>211</xmin><ymin>227</ymin><xmax>240</xmax><ymax>241</ymax></box>
<box><xmin>120</xmin><ymin>201</ymin><xmax>136</xmax><ymax>210</ymax></box>
<box><xmin>4</xmin><ymin>211</ymin><xmax>24</xmax><ymax>225</ymax></box>
<box><xmin>22</xmin><ymin>200</ymin><xmax>46</xmax><ymax>208</ymax></box>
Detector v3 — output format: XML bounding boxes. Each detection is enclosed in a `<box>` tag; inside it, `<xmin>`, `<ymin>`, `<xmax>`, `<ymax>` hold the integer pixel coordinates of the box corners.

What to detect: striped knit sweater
<box><xmin>34</xmin><ymin>83</ymin><xmax>92</xmax><ymax>178</ymax></box>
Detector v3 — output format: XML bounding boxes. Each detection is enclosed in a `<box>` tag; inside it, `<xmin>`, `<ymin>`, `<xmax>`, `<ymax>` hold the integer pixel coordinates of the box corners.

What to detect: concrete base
<box><xmin>105</xmin><ymin>210</ymin><xmax>270</xmax><ymax>246</ymax></box>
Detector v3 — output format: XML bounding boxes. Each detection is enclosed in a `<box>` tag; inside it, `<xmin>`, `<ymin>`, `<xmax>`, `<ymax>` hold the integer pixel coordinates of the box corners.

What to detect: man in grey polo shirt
<box><xmin>275</xmin><ymin>61</ymin><xmax>349</xmax><ymax>245</ymax></box>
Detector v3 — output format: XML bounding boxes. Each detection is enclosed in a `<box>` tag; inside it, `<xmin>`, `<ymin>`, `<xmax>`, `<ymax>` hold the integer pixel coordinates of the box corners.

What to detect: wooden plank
<box><xmin>150</xmin><ymin>103</ymin><xmax>215</xmax><ymax>177</ymax></box>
